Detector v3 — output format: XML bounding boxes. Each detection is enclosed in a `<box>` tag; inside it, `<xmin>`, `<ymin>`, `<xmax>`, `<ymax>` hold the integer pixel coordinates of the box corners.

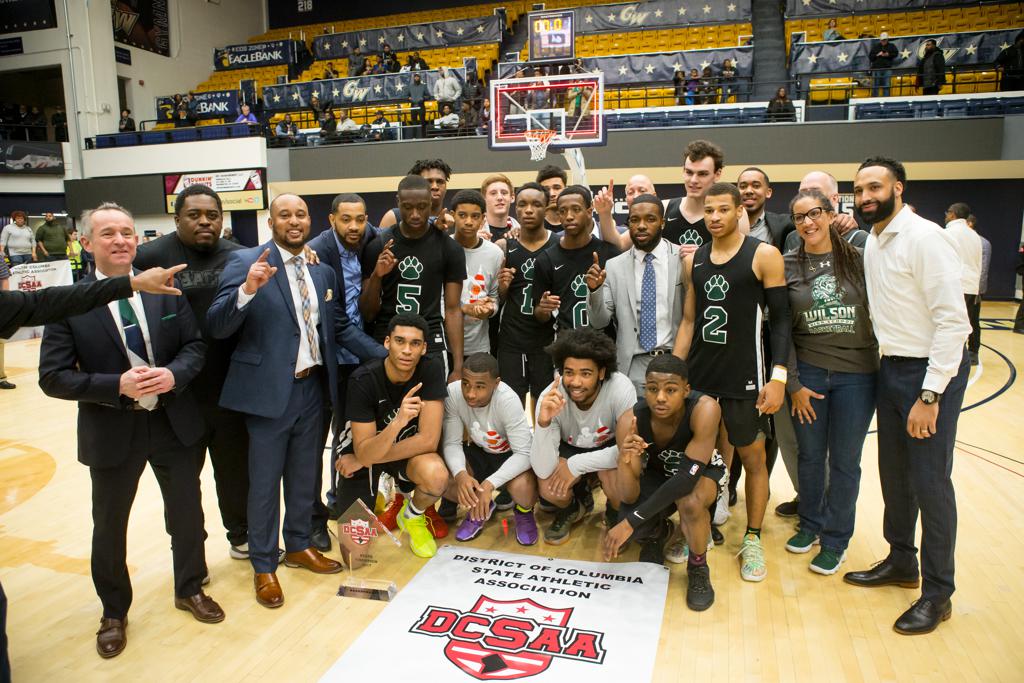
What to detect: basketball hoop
<box><xmin>524</xmin><ymin>129</ymin><xmax>557</xmax><ymax>161</ymax></box>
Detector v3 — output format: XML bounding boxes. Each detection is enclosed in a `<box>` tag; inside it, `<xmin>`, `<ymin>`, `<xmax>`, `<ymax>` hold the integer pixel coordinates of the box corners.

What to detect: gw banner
<box><xmin>262</xmin><ymin>67</ymin><xmax>466</xmax><ymax>111</ymax></box>
<box><xmin>321</xmin><ymin>546</ymin><xmax>669</xmax><ymax>682</ymax></box>
<box><xmin>215</xmin><ymin>40</ymin><xmax>299</xmax><ymax>70</ymax></box>
<box><xmin>0</xmin><ymin>0</ymin><xmax>56</xmax><ymax>34</ymax></box>
<box><xmin>576</xmin><ymin>0</ymin><xmax>751</xmax><ymax>33</ymax></box>
<box><xmin>790</xmin><ymin>28</ymin><xmax>1022</xmax><ymax>75</ymax></box>
<box><xmin>313</xmin><ymin>15</ymin><xmax>501</xmax><ymax>59</ymax></box>
<box><xmin>112</xmin><ymin>0</ymin><xmax>170</xmax><ymax>57</ymax></box>
<box><xmin>785</xmin><ymin>0</ymin><xmax>1003</xmax><ymax>18</ymax></box>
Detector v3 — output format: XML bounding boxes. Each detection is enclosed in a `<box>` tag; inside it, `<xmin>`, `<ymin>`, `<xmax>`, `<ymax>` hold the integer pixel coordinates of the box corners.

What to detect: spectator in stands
<box><xmin>35</xmin><ymin>212</ymin><xmax>69</xmax><ymax>262</ymax></box>
<box><xmin>685</xmin><ymin>68</ymin><xmax>700</xmax><ymax>105</ymax></box>
<box><xmin>408</xmin><ymin>73</ymin><xmax>429</xmax><ymax>135</ymax></box>
<box><xmin>15</xmin><ymin>104</ymin><xmax>29</xmax><ymax>139</ymax></box>
<box><xmin>118</xmin><ymin>109</ymin><xmax>135</xmax><ymax>133</ymax></box>
<box><xmin>436</xmin><ymin>104</ymin><xmax>460</xmax><ymax>133</ymax></box>
<box><xmin>67</xmin><ymin>228</ymin><xmax>84</xmax><ymax>282</ymax></box>
<box><xmin>310</xmin><ymin>91</ymin><xmax>327</xmax><ymax>122</ymax></box>
<box><xmin>720</xmin><ymin>59</ymin><xmax>737</xmax><ymax>103</ymax></box>
<box><xmin>869</xmin><ymin>32</ymin><xmax>898</xmax><ymax>97</ymax></box>
<box><xmin>275</xmin><ymin>114</ymin><xmax>298</xmax><ymax>141</ymax></box>
<box><xmin>995</xmin><ymin>31</ymin><xmax>1024</xmax><ymax>92</ymax></box>
<box><xmin>323</xmin><ymin>62</ymin><xmax>338</xmax><ymax>80</ymax></box>
<box><xmin>52</xmin><ymin>105</ymin><xmax>67</xmax><ymax>142</ymax></box>
<box><xmin>434</xmin><ymin>67</ymin><xmax>462</xmax><ymax>115</ymax></box>
<box><xmin>27</xmin><ymin>106</ymin><xmax>46</xmax><ymax>141</ymax></box>
<box><xmin>823</xmin><ymin>18</ymin><xmax>844</xmax><ymax>41</ymax></box>
<box><xmin>370</xmin><ymin>55</ymin><xmax>386</xmax><ymax>75</ymax></box>
<box><xmin>355</xmin><ymin>58</ymin><xmax>370</xmax><ymax>77</ymax></box>
<box><xmin>408</xmin><ymin>51</ymin><xmax>429</xmax><ymax>71</ymax></box>
<box><xmin>175</xmin><ymin>105</ymin><xmax>192</xmax><ymax>128</ymax></box>
<box><xmin>234</xmin><ymin>103</ymin><xmax>258</xmax><ymax>124</ymax></box>
<box><xmin>2</xmin><ymin>211</ymin><xmax>36</xmax><ymax>264</ymax></box>
<box><xmin>320</xmin><ymin>109</ymin><xmax>338</xmax><ymax>140</ymax></box>
<box><xmin>464</xmin><ymin>71</ymin><xmax>484</xmax><ymax>111</ymax></box>
<box><xmin>917</xmin><ymin>39</ymin><xmax>946</xmax><ymax>96</ymax></box>
<box><xmin>767</xmin><ymin>87</ymin><xmax>796</xmax><ymax>122</ymax></box>
<box><xmin>459</xmin><ymin>101</ymin><xmax>479</xmax><ymax>136</ymax></box>
<box><xmin>673</xmin><ymin>70</ymin><xmax>687</xmax><ymax>106</ymax></box>
<box><xmin>338</xmin><ymin>108</ymin><xmax>361</xmax><ymax>135</ymax></box>
<box><xmin>479</xmin><ymin>98</ymin><xmax>491</xmax><ymax>135</ymax></box>
<box><xmin>385</xmin><ymin>53</ymin><xmax>401</xmax><ymax>74</ymax></box>
<box><xmin>698</xmin><ymin>66</ymin><xmax>717</xmax><ymax>104</ymax></box>
<box><xmin>368</xmin><ymin>110</ymin><xmax>392</xmax><ymax>141</ymax></box>
<box><xmin>381</xmin><ymin>43</ymin><xmax>396</xmax><ymax>66</ymax></box>
<box><xmin>348</xmin><ymin>47</ymin><xmax>363</xmax><ymax>77</ymax></box>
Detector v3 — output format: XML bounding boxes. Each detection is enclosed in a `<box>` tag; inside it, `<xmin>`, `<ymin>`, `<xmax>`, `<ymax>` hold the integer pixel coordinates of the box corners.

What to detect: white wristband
<box><xmin>771</xmin><ymin>366</ymin><xmax>788</xmax><ymax>384</ymax></box>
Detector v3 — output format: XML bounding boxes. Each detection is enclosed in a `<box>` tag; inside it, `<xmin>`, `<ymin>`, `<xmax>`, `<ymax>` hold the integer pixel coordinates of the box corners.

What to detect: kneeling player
<box><xmin>531</xmin><ymin>328</ymin><xmax>636</xmax><ymax>545</ymax></box>
<box><xmin>336</xmin><ymin>314</ymin><xmax>450</xmax><ymax>558</ymax></box>
<box><xmin>604</xmin><ymin>356</ymin><xmax>725</xmax><ymax>611</ymax></box>
<box><xmin>441</xmin><ymin>353</ymin><xmax>539</xmax><ymax>544</ymax></box>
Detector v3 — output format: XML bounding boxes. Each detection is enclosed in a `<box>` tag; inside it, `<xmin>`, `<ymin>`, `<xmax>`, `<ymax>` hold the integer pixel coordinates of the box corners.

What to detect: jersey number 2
<box><xmin>397</xmin><ymin>283</ymin><xmax>421</xmax><ymax>314</ymax></box>
<box><xmin>701</xmin><ymin>305</ymin><xmax>727</xmax><ymax>344</ymax></box>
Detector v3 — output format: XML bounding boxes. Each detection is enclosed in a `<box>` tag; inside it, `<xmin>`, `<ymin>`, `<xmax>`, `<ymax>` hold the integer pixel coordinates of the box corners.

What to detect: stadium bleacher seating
<box><xmin>787</xmin><ymin>2</ymin><xmax>1022</xmax><ymax>43</ymax></box>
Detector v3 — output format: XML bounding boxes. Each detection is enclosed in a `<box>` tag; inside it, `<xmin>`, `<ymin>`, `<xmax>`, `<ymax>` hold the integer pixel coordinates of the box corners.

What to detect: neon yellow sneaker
<box><xmin>397</xmin><ymin>500</ymin><xmax>437</xmax><ymax>558</ymax></box>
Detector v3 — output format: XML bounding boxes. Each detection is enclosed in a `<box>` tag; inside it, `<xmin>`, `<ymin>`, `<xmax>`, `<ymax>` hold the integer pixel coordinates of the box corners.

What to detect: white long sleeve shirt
<box><xmin>944</xmin><ymin>218</ymin><xmax>982</xmax><ymax>295</ymax></box>
<box><xmin>864</xmin><ymin>205</ymin><xmax>971</xmax><ymax>393</ymax></box>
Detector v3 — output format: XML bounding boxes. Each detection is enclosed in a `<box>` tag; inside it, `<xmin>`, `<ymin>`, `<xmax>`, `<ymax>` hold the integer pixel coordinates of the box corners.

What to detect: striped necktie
<box><xmin>293</xmin><ymin>255</ymin><xmax>321</xmax><ymax>364</ymax></box>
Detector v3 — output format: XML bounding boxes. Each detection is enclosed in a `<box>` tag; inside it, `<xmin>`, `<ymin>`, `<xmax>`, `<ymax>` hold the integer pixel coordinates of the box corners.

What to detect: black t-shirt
<box><xmin>499</xmin><ymin>232</ymin><xmax>560</xmax><ymax>352</ymax></box>
<box><xmin>361</xmin><ymin>226</ymin><xmax>466</xmax><ymax>352</ymax></box>
<box><xmin>532</xmin><ymin>235</ymin><xmax>620</xmax><ymax>332</ymax></box>
<box><xmin>664</xmin><ymin>197</ymin><xmax>712</xmax><ymax>247</ymax></box>
<box><xmin>345</xmin><ymin>355</ymin><xmax>447</xmax><ymax>453</ymax></box>
<box><xmin>634</xmin><ymin>393</ymin><xmax>704</xmax><ymax>479</ymax></box>
<box><xmin>134</xmin><ymin>233</ymin><xmax>241</xmax><ymax>403</ymax></box>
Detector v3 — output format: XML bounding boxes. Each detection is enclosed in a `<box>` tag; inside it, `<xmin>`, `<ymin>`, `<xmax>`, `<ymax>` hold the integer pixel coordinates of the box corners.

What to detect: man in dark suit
<box><xmin>38</xmin><ymin>203</ymin><xmax>222</xmax><ymax>660</ymax></box>
<box><xmin>306</xmin><ymin>192</ymin><xmax>378</xmax><ymax>546</ymax></box>
<box><xmin>207</xmin><ymin>193</ymin><xmax>386</xmax><ymax>608</ymax></box>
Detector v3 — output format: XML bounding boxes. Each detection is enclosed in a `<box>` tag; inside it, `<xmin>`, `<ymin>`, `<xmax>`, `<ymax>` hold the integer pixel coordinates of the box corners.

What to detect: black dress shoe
<box><xmin>710</xmin><ymin>525</ymin><xmax>724</xmax><ymax>545</ymax></box>
<box><xmin>311</xmin><ymin>526</ymin><xmax>331</xmax><ymax>552</ymax></box>
<box><xmin>894</xmin><ymin>599</ymin><xmax>951</xmax><ymax>635</ymax></box>
<box><xmin>843</xmin><ymin>559</ymin><xmax>920</xmax><ymax>589</ymax></box>
<box><xmin>0</xmin><ymin>380</ymin><xmax>15</xmax><ymax>390</ymax></box>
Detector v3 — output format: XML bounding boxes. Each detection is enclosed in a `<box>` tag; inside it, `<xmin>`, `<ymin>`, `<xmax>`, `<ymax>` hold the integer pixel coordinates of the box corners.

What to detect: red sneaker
<box><xmin>424</xmin><ymin>505</ymin><xmax>449</xmax><ymax>539</ymax></box>
<box><xmin>378</xmin><ymin>493</ymin><xmax>404</xmax><ymax>531</ymax></box>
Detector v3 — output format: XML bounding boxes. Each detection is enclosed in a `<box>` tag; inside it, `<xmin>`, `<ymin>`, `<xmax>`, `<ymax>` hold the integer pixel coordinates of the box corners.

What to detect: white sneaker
<box><xmin>665</xmin><ymin>533</ymin><xmax>714</xmax><ymax>565</ymax></box>
<box><xmin>713</xmin><ymin>490</ymin><xmax>731</xmax><ymax>526</ymax></box>
<box><xmin>229</xmin><ymin>543</ymin><xmax>249</xmax><ymax>560</ymax></box>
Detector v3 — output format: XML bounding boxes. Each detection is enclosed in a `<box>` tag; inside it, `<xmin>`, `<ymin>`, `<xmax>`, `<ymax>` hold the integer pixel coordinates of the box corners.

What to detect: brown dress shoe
<box><xmin>283</xmin><ymin>547</ymin><xmax>343</xmax><ymax>574</ymax></box>
<box><xmin>254</xmin><ymin>572</ymin><xmax>284</xmax><ymax>608</ymax></box>
<box><xmin>96</xmin><ymin>617</ymin><xmax>127</xmax><ymax>658</ymax></box>
<box><xmin>174</xmin><ymin>591</ymin><xmax>226</xmax><ymax>623</ymax></box>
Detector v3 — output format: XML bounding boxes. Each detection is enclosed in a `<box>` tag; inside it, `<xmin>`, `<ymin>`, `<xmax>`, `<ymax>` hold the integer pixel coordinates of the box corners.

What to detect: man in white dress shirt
<box><xmin>943</xmin><ymin>202</ymin><xmax>983</xmax><ymax>365</ymax></box>
<box><xmin>843</xmin><ymin>157</ymin><xmax>971</xmax><ymax>636</ymax></box>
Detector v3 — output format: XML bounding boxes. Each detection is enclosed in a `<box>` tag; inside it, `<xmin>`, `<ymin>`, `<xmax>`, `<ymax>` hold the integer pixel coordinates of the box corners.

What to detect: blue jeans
<box><xmin>792</xmin><ymin>360</ymin><xmax>877</xmax><ymax>552</ymax></box>
<box><xmin>872</xmin><ymin>69</ymin><xmax>892</xmax><ymax>97</ymax></box>
<box><xmin>8</xmin><ymin>254</ymin><xmax>30</xmax><ymax>266</ymax></box>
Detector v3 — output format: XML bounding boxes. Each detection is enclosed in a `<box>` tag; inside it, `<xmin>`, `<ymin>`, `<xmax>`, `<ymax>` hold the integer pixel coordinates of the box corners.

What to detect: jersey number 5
<box><xmin>701</xmin><ymin>305</ymin><xmax>727</xmax><ymax>344</ymax></box>
<box><xmin>397</xmin><ymin>283</ymin><xmax>421</xmax><ymax>314</ymax></box>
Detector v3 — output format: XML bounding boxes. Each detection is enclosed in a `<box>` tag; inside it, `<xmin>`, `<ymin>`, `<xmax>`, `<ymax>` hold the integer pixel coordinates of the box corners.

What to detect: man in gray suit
<box><xmin>586</xmin><ymin>195</ymin><xmax>682</xmax><ymax>398</ymax></box>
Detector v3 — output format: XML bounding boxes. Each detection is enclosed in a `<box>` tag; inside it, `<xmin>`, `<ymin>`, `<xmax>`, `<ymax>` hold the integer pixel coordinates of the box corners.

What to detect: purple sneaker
<box><xmin>455</xmin><ymin>502</ymin><xmax>495</xmax><ymax>541</ymax></box>
<box><xmin>514</xmin><ymin>508</ymin><xmax>539</xmax><ymax>546</ymax></box>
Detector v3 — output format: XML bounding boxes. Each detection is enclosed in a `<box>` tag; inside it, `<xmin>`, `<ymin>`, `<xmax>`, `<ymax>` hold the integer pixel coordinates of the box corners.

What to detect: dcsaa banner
<box><xmin>321</xmin><ymin>546</ymin><xmax>669</xmax><ymax>682</ymax></box>
<box><xmin>214</xmin><ymin>40</ymin><xmax>299</xmax><ymax>70</ymax></box>
<box><xmin>6</xmin><ymin>261</ymin><xmax>74</xmax><ymax>341</ymax></box>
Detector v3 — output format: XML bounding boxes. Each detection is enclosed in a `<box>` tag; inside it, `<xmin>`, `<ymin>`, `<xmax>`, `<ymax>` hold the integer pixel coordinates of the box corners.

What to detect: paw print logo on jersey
<box><xmin>470</xmin><ymin>420</ymin><xmax>510</xmax><ymax>453</ymax></box>
<box><xmin>399</xmin><ymin>255</ymin><xmax>424</xmax><ymax>280</ymax></box>
<box><xmin>680</xmin><ymin>229</ymin><xmax>703</xmax><ymax>246</ymax></box>
<box><xmin>468</xmin><ymin>268</ymin><xmax>487</xmax><ymax>303</ymax></box>
<box><xmin>571</xmin><ymin>273</ymin><xmax>588</xmax><ymax>298</ymax></box>
<box><xmin>521</xmin><ymin>257</ymin><xmax>535</xmax><ymax>281</ymax></box>
<box><xmin>385</xmin><ymin>407</ymin><xmax>419</xmax><ymax>441</ymax></box>
<box><xmin>659</xmin><ymin>449</ymin><xmax>684</xmax><ymax>475</ymax></box>
<box><xmin>704</xmin><ymin>274</ymin><xmax>729</xmax><ymax>302</ymax></box>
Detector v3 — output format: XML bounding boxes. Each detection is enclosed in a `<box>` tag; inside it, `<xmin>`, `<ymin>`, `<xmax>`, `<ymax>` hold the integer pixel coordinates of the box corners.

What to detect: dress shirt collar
<box><xmin>632</xmin><ymin>237</ymin><xmax>668</xmax><ymax>265</ymax></box>
<box><xmin>749</xmin><ymin>208</ymin><xmax>766</xmax><ymax>228</ymax></box>
<box><xmin>873</xmin><ymin>204</ymin><xmax>913</xmax><ymax>239</ymax></box>
<box><xmin>945</xmin><ymin>218</ymin><xmax>968</xmax><ymax>231</ymax></box>
<box><xmin>276</xmin><ymin>242</ymin><xmax>303</xmax><ymax>265</ymax></box>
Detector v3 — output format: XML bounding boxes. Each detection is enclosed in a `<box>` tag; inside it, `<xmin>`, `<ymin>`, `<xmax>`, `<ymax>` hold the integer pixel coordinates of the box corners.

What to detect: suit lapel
<box><xmin>623</xmin><ymin>251</ymin><xmax>638</xmax><ymax>328</ymax></box>
<box><xmin>667</xmin><ymin>243</ymin><xmax>680</xmax><ymax>311</ymax></box>
<box><xmin>139</xmin><ymin>290</ymin><xmax>163</xmax><ymax>364</ymax></box>
<box><xmin>268</xmin><ymin>244</ymin><xmax>299</xmax><ymax>327</ymax></box>
<box><xmin>82</xmin><ymin>274</ymin><xmax>127</xmax><ymax>359</ymax></box>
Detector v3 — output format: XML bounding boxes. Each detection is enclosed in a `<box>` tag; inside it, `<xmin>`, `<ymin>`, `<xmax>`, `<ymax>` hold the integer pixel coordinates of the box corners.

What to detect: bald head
<box><xmin>270</xmin><ymin>193</ymin><xmax>307</xmax><ymax>212</ymax></box>
<box><xmin>625</xmin><ymin>174</ymin><xmax>656</xmax><ymax>206</ymax></box>
<box><xmin>799</xmin><ymin>171</ymin><xmax>840</xmax><ymax>199</ymax></box>
<box><xmin>268</xmin><ymin>193</ymin><xmax>311</xmax><ymax>254</ymax></box>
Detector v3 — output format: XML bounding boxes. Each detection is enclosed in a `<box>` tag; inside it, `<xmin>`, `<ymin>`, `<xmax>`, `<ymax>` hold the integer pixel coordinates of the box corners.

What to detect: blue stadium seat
<box><xmin>856</xmin><ymin>103</ymin><xmax>883</xmax><ymax>120</ymax></box>
<box><xmin>170</xmin><ymin>128</ymin><xmax>200</xmax><ymax>143</ymax></box>
<box><xmin>968</xmin><ymin>100</ymin><xmax>1003</xmax><ymax>117</ymax></box>
<box><xmin>666</xmin><ymin>110</ymin><xmax>693</xmax><ymax>126</ymax></box>
<box><xmin>642</xmin><ymin>112</ymin><xmax>667</xmax><ymax>127</ymax></box>
<box><xmin>227</xmin><ymin>123</ymin><xmax>252</xmax><ymax>137</ymax></box>
<box><xmin>739</xmin><ymin>109</ymin><xmax>766</xmax><ymax>123</ymax></box>
<box><xmin>941</xmin><ymin>100</ymin><xmax>969</xmax><ymax>117</ymax></box>
<box><xmin>912</xmin><ymin>101</ymin><xmax>940</xmax><ymax>118</ymax></box>
<box><xmin>881</xmin><ymin>103</ymin><xmax>913</xmax><ymax>119</ymax></box>
<box><xmin>95</xmin><ymin>135</ymin><xmax>116</xmax><ymax>148</ymax></box>
<box><xmin>693</xmin><ymin>111</ymin><xmax>715</xmax><ymax>126</ymax></box>
<box><xmin>201</xmin><ymin>125</ymin><xmax>229</xmax><ymax>140</ymax></box>
<box><xmin>718</xmin><ymin>112</ymin><xmax>740</xmax><ymax>126</ymax></box>
<box><xmin>617</xmin><ymin>113</ymin><xmax>642</xmax><ymax>128</ymax></box>
<box><xmin>114</xmin><ymin>132</ymin><xmax>139</xmax><ymax>147</ymax></box>
<box><xmin>1005</xmin><ymin>97</ymin><xmax>1024</xmax><ymax>115</ymax></box>
<box><xmin>141</xmin><ymin>131</ymin><xmax>169</xmax><ymax>145</ymax></box>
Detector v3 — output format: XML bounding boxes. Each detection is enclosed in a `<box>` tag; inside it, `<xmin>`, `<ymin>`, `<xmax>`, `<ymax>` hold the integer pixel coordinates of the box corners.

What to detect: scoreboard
<box><xmin>528</xmin><ymin>9</ymin><xmax>575</xmax><ymax>63</ymax></box>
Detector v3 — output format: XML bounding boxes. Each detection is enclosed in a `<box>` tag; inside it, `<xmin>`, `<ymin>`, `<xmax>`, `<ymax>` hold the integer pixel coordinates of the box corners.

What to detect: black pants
<box><xmin>199</xmin><ymin>403</ymin><xmax>250</xmax><ymax>546</ymax></box>
<box><xmin>922</xmin><ymin>85</ymin><xmax>941</xmax><ymax>95</ymax></box>
<box><xmin>312</xmin><ymin>363</ymin><xmax>358</xmax><ymax>529</ymax></box>
<box><xmin>498</xmin><ymin>349</ymin><xmax>555</xmax><ymax>406</ymax></box>
<box><xmin>966</xmin><ymin>294</ymin><xmax>981</xmax><ymax>355</ymax></box>
<box><xmin>877</xmin><ymin>352</ymin><xmax>969</xmax><ymax>602</ymax></box>
<box><xmin>90</xmin><ymin>409</ymin><xmax>206</xmax><ymax>619</ymax></box>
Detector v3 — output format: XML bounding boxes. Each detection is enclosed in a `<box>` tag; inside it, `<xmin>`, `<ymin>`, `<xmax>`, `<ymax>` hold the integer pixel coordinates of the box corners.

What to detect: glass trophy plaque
<box><xmin>336</xmin><ymin>498</ymin><xmax>401</xmax><ymax>601</ymax></box>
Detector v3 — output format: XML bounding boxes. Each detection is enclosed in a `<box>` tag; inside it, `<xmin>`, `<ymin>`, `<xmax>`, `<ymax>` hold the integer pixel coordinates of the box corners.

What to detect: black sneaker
<box><xmin>579</xmin><ymin>487</ymin><xmax>595</xmax><ymax>515</ymax></box>
<box><xmin>638</xmin><ymin>520</ymin><xmax>671</xmax><ymax>565</ymax></box>
<box><xmin>544</xmin><ymin>500</ymin><xmax>584</xmax><ymax>545</ymax></box>
<box><xmin>537</xmin><ymin>497</ymin><xmax>558</xmax><ymax>513</ymax></box>
<box><xmin>711</xmin><ymin>525</ymin><xmax>724</xmax><ymax>545</ymax></box>
<box><xmin>438</xmin><ymin>498</ymin><xmax>459</xmax><ymax>521</ymax></box>
<box><xmin>686</xmin><ymin>564</ymin><xmax>715</xmax><ymax>611</ymax></box>
<box><xmin>603</xmin><ymin>505</ymin><xmax>618</xmax><ymax>529</ymax></box>
<box><xmin>728</xmin><ymin>488</ymin><xmax>737</xmax><ymax>507</ymax></box>
<box><xmin>0</xmin><ymin>380</ymin><xmax>15</xmax><ymax>390</ymax></box>
<box><xmin>775</xmin><ymin>497</ymin><xmax>799</xmax><ymax>518</ymax></box>
<box><xmin>494</xmin><ymin>489</ymin><xmax>514</xmax><ymax>511</ymax></box>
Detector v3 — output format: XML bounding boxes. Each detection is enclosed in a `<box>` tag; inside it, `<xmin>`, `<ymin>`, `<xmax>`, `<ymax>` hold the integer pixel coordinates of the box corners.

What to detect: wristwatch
<box><xmin>919</xmin><ymin>390</ymin><xmax>940</xmax><ymax>405</ymax></box>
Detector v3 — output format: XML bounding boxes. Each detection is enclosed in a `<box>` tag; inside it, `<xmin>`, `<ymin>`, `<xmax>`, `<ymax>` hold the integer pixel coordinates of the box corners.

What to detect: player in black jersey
<box><xmin>672</xmin><ymin>182</ymin><xmax>790</xmax><ymax>584</ymax></box>
<box><xmin>377</xmin><ymin>158</ymin><xmax>454</xmax><ymax>231</ymax></box>
<box><xmin>532</xmin><ymin>185</ymin><xmax>620</xmax><ymax>334</ymax></box>
<box><xmin>495</xmin><ymin>183</ymin><xmax>559</xmax><ymax>406</ymax></box>
<box><xmin>604</xmin><ymin>356</ymin><xmax>725</xmax><ymax>611</ymax></box>
<box><xmin>335</xmin><ymin>314</ymin><xmax>450</xmax><ymax>559</ymax></box>
<box><xmin>536</xmin><ymin>165</ymin><xmax>567</xmax><ymax>233</ymax></box>
<box><xmin>360</xmin><ymin>175</ymin><xmax>466</xmax><ymax>381</ymax></box>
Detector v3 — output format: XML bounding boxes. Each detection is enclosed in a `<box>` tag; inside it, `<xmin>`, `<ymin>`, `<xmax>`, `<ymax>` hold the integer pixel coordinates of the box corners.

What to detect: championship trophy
<box><xmin>336</xmin><ymin>498</ymin><xmax>400</xmax><ymax>601</ymax></box>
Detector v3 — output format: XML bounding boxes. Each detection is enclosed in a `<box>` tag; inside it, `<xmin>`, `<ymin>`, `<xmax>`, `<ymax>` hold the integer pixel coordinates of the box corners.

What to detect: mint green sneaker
<box><xmin>737</xmin><ymin>533</ymin><xmax>767</xmax><ymax>582</ymax></box>
<box><xmin>396</xmin><ymin>500</ymin><xmax>437</xmax><ymax>558</ymax></box>
<box><xmin>785</xmin><ymin>528</ymin><xmax>819</xmax><ymax>554</ymax></box>
<box><xmin>810</xmin><ymin>547</ymin><xmax>846</xmax><ymax>575</ymax></box>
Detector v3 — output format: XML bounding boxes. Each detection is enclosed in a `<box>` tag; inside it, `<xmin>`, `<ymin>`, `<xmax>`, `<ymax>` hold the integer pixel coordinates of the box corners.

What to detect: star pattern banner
<box><xmin>214</xmin><ymin>40</ymin><xmax>300</xmax><ymax>70</ymax></box>
<box><xmin>785</xmin><ymin>0</ymin><xmax>1002</xmax><ymax>18</ymax></box>
<box><xmin>0</xmin><ymin>0</ymin><xmax>56</xmax><ymax>34</ymax></box>
<box><xmin>790</xmin><ymin>28</ymin><xmax>1022</xmax><ymax>75</ymax></box>
<box><xmin>499</xmin><ymin>47</ymin><xmax>753</xmax><ymax>85</ymax></box>
<box><xmin>261</xmin><ymin>67</ymin><xmax>467</xmax><ymax>111</ymax></box>
<box><xmin>576</xmin><ymin>0</ymin><xmax>751</xmax><ymax>33</ymax></box>
<box><xmin>313</xmin><ymin>15</ymin><xmax>501</xmax><ymax>60</ymax></box>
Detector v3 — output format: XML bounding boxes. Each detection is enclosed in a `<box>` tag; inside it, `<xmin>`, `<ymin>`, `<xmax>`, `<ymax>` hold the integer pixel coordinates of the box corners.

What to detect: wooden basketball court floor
<box><xmin>1</xmin><ymin>301</ymin><xmax>1021</xmax><ymax>683</ymax></box>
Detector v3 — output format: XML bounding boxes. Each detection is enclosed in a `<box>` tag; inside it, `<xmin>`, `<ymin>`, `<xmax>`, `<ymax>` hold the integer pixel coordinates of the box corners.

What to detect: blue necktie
<box><xmin>118</xmin><ymin>298</ymin><xmax>150</xmax><ymax>366</ymax></box>
<box><xmin>639</xmin><ymin>252</ymin><xmax>657</xmax><ymax>351</ymax></box>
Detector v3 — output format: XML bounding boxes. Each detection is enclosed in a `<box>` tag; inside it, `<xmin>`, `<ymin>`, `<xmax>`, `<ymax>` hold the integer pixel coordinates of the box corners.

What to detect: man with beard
<box><xmin>532</xmin><ymin>185</ymin><xmax>620</xmax><ymax>335</ymax></box>
<box><xmin>135</xmin><ymin>185</ymin><xmax>250</xmax><ymax>559</ymax></box>
<box><xmin>783</xmin><ymin>171</ymin><xmax>868</xmax><ymax>254</ymax></box>
<box><xmin>844</xmin><ymin>157</ymin><xmax>970</xmax><ymax>636</ymax></box>
<box><xmin>917</xmin><ymin>39</ymin><xmax>946</xmax><ymax>96</ymax></box>
<box><xmin>594</xmin><ymin>174</ymin><xmax>658</xmax><ymax>250</ymax></box>
<box><xmin>378</xmin><ymin>159</ymin><xmax>454</xmax><ymax>231</ymax></box>
<box><xmin>587</xmin><ymin>195</ymin><xmax>682</xmax><ymax>398</ymax></box>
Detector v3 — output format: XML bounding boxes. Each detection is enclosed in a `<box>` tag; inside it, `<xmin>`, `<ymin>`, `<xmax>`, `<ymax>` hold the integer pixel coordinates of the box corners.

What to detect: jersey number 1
<box><xmin>397</xmin><ymin>283</ymin><xmax>421</xmax><ymax>314</ymax></box>
<box><xmin>520</xmin><ymin>284</ymin><xmax>534</xmax><ymax>315</ymax></box>
<box><xmin>701</xmin><ymin>305</ymin><xmax>727</xmax><ymax>344</ymax></box>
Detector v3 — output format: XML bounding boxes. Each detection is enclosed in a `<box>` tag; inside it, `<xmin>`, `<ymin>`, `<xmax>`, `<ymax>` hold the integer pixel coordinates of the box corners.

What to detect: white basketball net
<box><xmin>524</xmin><ymin>129</ymin><xmax>557</xmax><ymax>161</ymax></box>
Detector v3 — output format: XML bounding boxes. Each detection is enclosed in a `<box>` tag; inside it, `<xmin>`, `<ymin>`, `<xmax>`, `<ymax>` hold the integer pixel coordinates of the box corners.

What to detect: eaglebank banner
<box><xmin>155</xmin><ymin>90</ymin><xmax>240</xmax><ymax>121</ymax></box>
<box><xmin>313</xmin><ymin>15</ymin><xmax>502</xmax><ymax>59</ymax></box>
<box><xmin>7</xmin><ymin>260</ymin><xmax>73</xmax><ymax>341</ymax></box>
<box><xmin>163</xmin><ymin>169</ymin><xmax>266</xmax><ymax>214</ymax></box>
<box><xmin>322</xmin><ymin>546</ymin><xmax>668</xmax><ymax>682</ymax></box>
<box><xmin>214</xmin><ymin>40</ymin><xmax>299</xmax><ymax>70</ymax></box>
<box><xmin>576</xmin><ymin>0</ymin><xmax>751</xmax><ymax>33</ymax></box>
<box><xmin>262</xmin><ymin>67</ymin><xmax>466</xmax><ymax>111</ymax></box>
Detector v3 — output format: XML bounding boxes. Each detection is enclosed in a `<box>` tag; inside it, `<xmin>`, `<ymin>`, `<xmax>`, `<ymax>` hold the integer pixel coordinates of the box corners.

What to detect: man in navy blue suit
<box><xmin>207</xmin><ymin>193</ymin><xmax>385</xmax><ymax>608</ymax></box>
